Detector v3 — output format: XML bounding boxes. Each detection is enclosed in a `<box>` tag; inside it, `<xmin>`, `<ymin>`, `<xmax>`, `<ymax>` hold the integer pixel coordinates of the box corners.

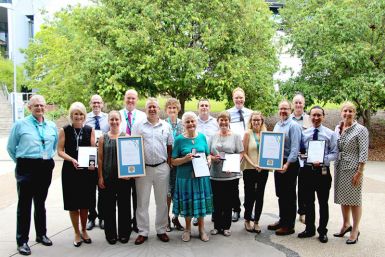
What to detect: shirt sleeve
<box><xmin>288</xmin><ymin>123</ymin><xmax>301</xmax><ymax>163</ymax></box>
<box><xmin>358</xmin><ymin>126</ymin><xmax>369</xmax><ymax>163</ymax></box>
<box><xmin>324</xmin><ymin>131</ymin><xmax>338</xmax><ymax>165</ymax></box>
<box><xmin>172</xmin><ymin>136</ymin><xmax>180</xmax><ymax>159</ymax></box>
<box><xmin>235</xmin><ymin>134</ymin><xmax>244</xmax><ymax>153</ymax></box>
<box><xmin>7</xmin><ymin>121</ymin><xmax>20</xmax><ymax>162</ymax></box>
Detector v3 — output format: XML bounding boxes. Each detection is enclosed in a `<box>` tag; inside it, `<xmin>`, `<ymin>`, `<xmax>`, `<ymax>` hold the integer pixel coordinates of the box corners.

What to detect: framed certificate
<box><xmin>117</xmin><ymin>136</ymin><xmax>146</xmax><ymax>178</ymax></box>
<box><xmin>258</xmin><ymin>131</ymin><xmax>285</xmax><ymax>170</ymax></box>
<box><xmin>306</xmin><ymin>140</ymin><xmax>326</xmax><ymax>164</ymax></box>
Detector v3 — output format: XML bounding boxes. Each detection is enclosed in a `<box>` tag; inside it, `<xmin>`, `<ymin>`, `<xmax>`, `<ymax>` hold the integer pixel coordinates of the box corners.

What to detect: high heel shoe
<box><xmin>172</xmin><ymin>217</ymin><xmax>184</xmax><ymax>231</ymax></box>
<box><xmin>166</xmin><ymin>216</ymin><xmax>172</xmax><ymax>232</ymax></box>
<box><xmin>333</xmin><ymin>226</ymin><xmax>352</xmax><ymax>237</ymax></box>
<box><xmin>346</xmin><ymin>232</ymin><xmax>360</xmax><ymax>244</ymax></box>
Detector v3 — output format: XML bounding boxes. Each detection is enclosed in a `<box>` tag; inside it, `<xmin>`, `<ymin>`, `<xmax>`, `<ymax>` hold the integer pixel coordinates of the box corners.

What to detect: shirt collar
<box><xmin>30</xmin><ymin>114</ymin><xmax>46</xmax><ymax>125</ymax></box>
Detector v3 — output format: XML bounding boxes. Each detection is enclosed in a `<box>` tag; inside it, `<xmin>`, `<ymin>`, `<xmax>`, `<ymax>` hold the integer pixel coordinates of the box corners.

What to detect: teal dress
<box><xmin>172</xmin><ymin>132</ymin><xmax>213</xmax><ymax>218</ymax></box>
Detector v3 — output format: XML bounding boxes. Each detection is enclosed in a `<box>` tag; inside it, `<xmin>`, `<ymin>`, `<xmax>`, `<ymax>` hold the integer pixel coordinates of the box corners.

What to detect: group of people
<box><xmin>7</xmin><ymin>88</ymin><xmax>369</xmax><ymax>255</ymax></box>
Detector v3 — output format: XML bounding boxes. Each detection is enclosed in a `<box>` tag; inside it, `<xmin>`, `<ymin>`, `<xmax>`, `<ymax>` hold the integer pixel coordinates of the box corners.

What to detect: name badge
<box><xmin>42</xmin><ymin>150</ymin><xmax>49</xmax><ymax>160</ymax></box>
<box><xmin>322</xmin><ymin>167</ymin><xmax>327</xmax><ymax>175</ymax></box>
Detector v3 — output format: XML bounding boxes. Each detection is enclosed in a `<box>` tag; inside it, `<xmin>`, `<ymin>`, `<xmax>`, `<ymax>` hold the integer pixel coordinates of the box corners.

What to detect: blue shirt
<box><xmin>273</xmin><ymin>118</ymin><xmax>301</xmax><ymax>163</ymax></box>
<box><xmin>7</xmin><ymin>115</ymin><xmax>58</xmax><ymax>162</ymax></box>
<box><xmin>85</xmin><ymin>111</ymin><xmax>109</xmax><ymax>133</ymax></box>
<box><xmin>227</xmin><ymin>106</ymin><xmax>252</xmax><ymax>127</ymax></box>
<box><xmin>302</xmin><ymin>125</ymin><xmax>338</xmax><ymax>166</ymax></box>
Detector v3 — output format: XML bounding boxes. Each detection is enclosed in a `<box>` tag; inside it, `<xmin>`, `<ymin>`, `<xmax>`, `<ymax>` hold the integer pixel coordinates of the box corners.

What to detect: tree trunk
<box><xmin>179</xmin><ymin>97</ymin><xmax>186</xmax><ymax>118</ymax></box>
<box><xmin>362</xmin><ymin>109</ymin><xmax>373</xmax><ymax>149</ymax></box>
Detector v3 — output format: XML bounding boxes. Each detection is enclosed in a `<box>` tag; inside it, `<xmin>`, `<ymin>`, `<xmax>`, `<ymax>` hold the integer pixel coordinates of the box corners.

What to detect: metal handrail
<box><xmin>1</xmin><ymin>84</ymin><xmax>10</xmax><ymax>102</ymax></box>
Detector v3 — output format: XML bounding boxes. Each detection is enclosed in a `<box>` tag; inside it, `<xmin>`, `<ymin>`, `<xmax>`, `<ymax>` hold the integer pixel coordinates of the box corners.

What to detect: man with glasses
<box><xmin>7</xmin><ymin>95</ymin><xmax>58</xmax><ymax>255</ymax></box>
<box><xmin>85</xmin><ymin>94</ymin><xmax>109</xmax><ymax>230</ymax></box>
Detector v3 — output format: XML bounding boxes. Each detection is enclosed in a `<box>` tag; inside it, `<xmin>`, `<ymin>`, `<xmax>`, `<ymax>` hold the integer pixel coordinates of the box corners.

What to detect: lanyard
<box><xmin>124</xmin><ymin>110</ymin><xmax>136</xmax><ymax>131</ymax></box>
<box><xmin>33</xmin><ymin>119</ymin><xmax>46</xmax><ymax>150</ymax></box>
<box><xmin>73</xmin><ymin>127</ymin><xmax>83</xmax><ymax>151</ymax></box>
<box><xmin>167</xmin><ymin>117</ymin><xmax>178</xmax><ymax>139</ymax></box>
<box><xmin>252</xmin><ymin>131</ymin><xmax>260</xmax><ymax>152</ymax></box>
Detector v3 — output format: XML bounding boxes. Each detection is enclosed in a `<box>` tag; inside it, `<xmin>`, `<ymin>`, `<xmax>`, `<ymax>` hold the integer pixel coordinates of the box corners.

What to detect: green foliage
<box><xmin>0</xmin><ymin>56</ymin><xmax>25</xmax><ymax>92</ymax></box>
<box><xmin>280</xmin><ymin>0</ymin><xmax>385</xmax><ymax>127</ymax></box>
<box><xmin>23</xmin><ymin>0</ymin><xmax>278</xmax><ymax>115</ymax></box>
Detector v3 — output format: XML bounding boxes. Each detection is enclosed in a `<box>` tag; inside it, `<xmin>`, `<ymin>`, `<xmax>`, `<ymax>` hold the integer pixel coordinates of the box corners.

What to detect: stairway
<box><xmin>0</xmin><ymin>90</ymin><xmax>13</xmax><ymax>137</ymax></box>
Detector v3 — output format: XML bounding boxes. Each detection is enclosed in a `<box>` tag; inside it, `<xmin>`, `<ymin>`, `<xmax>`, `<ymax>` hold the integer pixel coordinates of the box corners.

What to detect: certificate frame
<box><xmin>306</xmin><ymin>140</ymin><xmax>326</xmax><ymax>164</ymax></box>
<box><xmin>117</xmin><ymin>136</ymin><xmax>146</xmax><ymax>178</ymax></box>
<box><xmin>258</xmin><ymin>131</ymin><xmax>285</xmax><ymax>170</ymax></box>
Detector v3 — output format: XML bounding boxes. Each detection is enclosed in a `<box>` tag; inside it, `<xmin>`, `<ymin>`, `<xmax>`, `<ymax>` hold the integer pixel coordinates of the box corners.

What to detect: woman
<box><xmin>241</xmin><ymin>111</ymin><xmax>269</xmax><ymax>234</ymax></box>
<box><xmin>171</xmin><ymin>111</ymin><xmax>213</xmax><ymax>242</ymax></box>
<box><xmin>209</xmin><ymin>111</ymin><xmax>243</xmax><ymax>236</ymax></box>
<box><xmin>165</xmin><ymin>98</ymin><xmax>184</xmax><ymax>232</ymax></box>
<box><xmin>58</xmin><ymin>102</ymin><xmax>95</xmax><ymax>247</ymax></box>
<box><xmin>333</xmin><ymin>102</ymin><xmax>369</xmax><ymax>244</ymax></box>
<box><xmin>98</xmin><ymin>111</ymin><xmax>134</xmax><ymax>244</ymax></box>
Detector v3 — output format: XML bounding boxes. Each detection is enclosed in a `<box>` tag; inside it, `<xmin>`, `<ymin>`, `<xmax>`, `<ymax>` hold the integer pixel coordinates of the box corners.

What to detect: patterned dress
<box><xmin>172</xmin><ymin>133</ymin><xmax>213</xmax><ymax>217</ymax></box>
<box><xmin>334</xmin><ymin>122</ymin><xmax>369</xmax><ymax>206</ymax></box>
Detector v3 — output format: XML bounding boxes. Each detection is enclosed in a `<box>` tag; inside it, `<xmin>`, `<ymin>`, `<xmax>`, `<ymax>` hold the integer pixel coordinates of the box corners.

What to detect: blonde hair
<box><xmin>232</xmin><ymin>87</ymin><xmax>245</xmax><ymax>96</ymax></box>
<box><xmin>341</xmin><ymin>101</ymin><xmax>356</xmax><ymax>113</ymax></box>
<box><xmin>165</xmin><ymin>98</ymin><xmax>181</xmax><ymax>111</ymax></box>
<box><xmin>108</xmin><ymin>110</ymin><xmax>121</xmax><ymax>120</ymax></box>
<box><xmin>247</xmin><ymin>111</ymin><xmax>267</xmax><ymax>131</ymax></box>
<box><xmin>69</xmin><ymin>102</ymin><xmax>87</xmax><ymax>122</ymax></box>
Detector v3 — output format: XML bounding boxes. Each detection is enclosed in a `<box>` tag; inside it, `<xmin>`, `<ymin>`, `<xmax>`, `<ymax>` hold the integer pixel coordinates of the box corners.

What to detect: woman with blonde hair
<box><xmin>58</xmin><ymin>102</ymin><xmax>95</xmax><ymax>247</ymax></box>
<box><xmin>333</xmin><ymin>102</ymin><xmax>369</xmax><ymax>244</ymax></box>
<box><xmin>241</xmin><ymin>111</ymin><xmax>269</xmax><ymax>233</ymax></box>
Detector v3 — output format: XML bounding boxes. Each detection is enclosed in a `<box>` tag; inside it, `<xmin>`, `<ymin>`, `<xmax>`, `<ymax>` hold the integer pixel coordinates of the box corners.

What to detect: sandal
<box><xmin>210</xmin><ymin>229</ymin><xmax>219</xmax><ymax>235</ymax></box>
<box><xmin>254</xmin><ymin>223</ymin><xmax>261</xmax><ymax>234</ymax></box>
<box><xmin>182</xmin><ymin>230</ymin><xmax>191</xmax><ymax>242</ymax></box>
<box><xmin>199</xmin><ymin>231</ymin><xmax>209</xmax><ymax>242</ymax></box>
<box><xmin>223</xmin><ymin>230</ymin><xmax>231</xmax><ymax>237</ymax></box>
<box><xmin>244</xmin><ymin>220</ymin><xmax>254</xmax><ymax>232</ymax></box>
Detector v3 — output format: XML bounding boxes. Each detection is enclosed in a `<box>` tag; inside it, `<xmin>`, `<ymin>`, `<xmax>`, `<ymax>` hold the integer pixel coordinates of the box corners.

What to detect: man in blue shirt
<box><xmin>268</xmin><ymin>100</ymin><xmax>302</xmax><ymax>236</ymax></box>
<box><xmin>7</xmin><ymin>95</ymin><xmax>58</xmax><ymax>255</ymax></box>
<box><xmin>85</xmin><ymin>94</ymin><xmax>109</xmax><ymax>231</ymax></box>
<box><xmin>297</xmin><ymin>106</ymin><xmax>338</xmax><ymax>243</ymax></box>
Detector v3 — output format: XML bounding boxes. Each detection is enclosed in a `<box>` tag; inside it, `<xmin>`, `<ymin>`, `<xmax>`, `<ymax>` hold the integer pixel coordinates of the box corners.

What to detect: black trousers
<box><xmin>274</xmin><ymin>160</ymin><xmax>299</xmax><ymax>228</ymax></box>
<box><xmin>297</xmin><ymin>166</ymin><xmax>306</xmax><ymax>215</ymax></box>
<box><xmin>303</xmin><ymin>166</ymin><xmax>332</xmax><ymax>235</ymax></box>
<box><xmin>232</xmin><ymin>179</ymin><xmax>241</xmax><ymax>213</ymax></box>
<box><xmin>243</xmin><ymin>169</ymin><xmax>269</xmax><ymax>222</ymax></box>
<box><xmin>211</xmin><ymin>179</ymin><xmax>238</xmax><ymax>230</ymax></box>
<box><xmin>102</xmin><ymin>179</ymin><xmax>134</xmax><ymax>240</ymax></box>
<box><xmin>15</xmin><ymin>158</ymin><xmax>54</xmax><ymax>245</ymax></box>
<box><xmin>88</xmin><ymin>170</ymin><xmax>104</xmax><ymax>221</ymax></box>
<box><xmin>131</xmin><ymin>180</ymin><xmax>137</xmax><ymax>227</ymax></box>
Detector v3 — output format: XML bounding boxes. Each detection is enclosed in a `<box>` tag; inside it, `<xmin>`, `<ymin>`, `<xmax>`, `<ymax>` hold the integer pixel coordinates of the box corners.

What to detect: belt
<box><xmin>145</xmin><ymin>160</ymin><xmax>166</xmax><ymax>167</ymax></box>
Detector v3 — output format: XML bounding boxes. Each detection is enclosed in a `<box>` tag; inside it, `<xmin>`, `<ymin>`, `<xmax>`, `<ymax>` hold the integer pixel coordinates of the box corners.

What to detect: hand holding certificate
<box><xmin>306</xmin><ymin>140</ymin><xmax>326</xmax><ymax>164</ymax></box>
<box><xmin>78</xmin><ymin>146</ymin><xmax>98</xmax><ymax>169</ymax></box>
<box><xmin>192</xmin><ymin>153</ymin><xmax>210</xmax><ymax>177</ymax></box>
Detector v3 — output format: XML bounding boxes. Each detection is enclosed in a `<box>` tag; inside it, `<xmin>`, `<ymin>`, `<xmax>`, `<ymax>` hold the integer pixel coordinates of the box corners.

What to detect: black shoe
<box><xmin>333</xmin><ymin>226</ymin><xmax>352</xmax><ymax>237</ymax></box>
<box><xmin>81</xmin><ymin>235</ymin><xmax>92</xmax><ymax>244</ymax></box>
<box><xmin>119</xmin><ymin>237</ymin><xmax>129</xmax><ymax>244</ymax></box>
<box><xmin>267</xmin><ymin>221</ymin><xmax>280</xmax><ymax>231</ymax></box>
<box><xmin>17</xmin><ymin>243</ymin><xmax>31</xmax><ymax>255</ymax></box>
<box><xmin>232</xmin><ymin>212</ymin><xmax>240</xmax><ymax>222</ymax></box>
<box><xmin>346</xmin><ymin>232</ymin><xmax>360</xmax><ymax>245</ymax></box>
<box><xmin>172</xmin><ymin>216</ymin><xmax>184</xmax><ymax>231</ymax></box>
<box><xmin>298</xmin><ymin>230</ymin><xmax>315</xmax><ymax>238</ymax></box>
<box><xmin>106</xmin><ymin>238</ymin><xmax>117</xmax><ymax>245</ymax></box>
<box><xmin>86</xmin><ymin>220</ymin><xmax>95</xmax><ymax>230</ymax></box>
<box><xmin>36</xmin><ymin>235</ymin><xmax>53</xmax><ymax>246</ymax></box>
<box><xmin>99</xmin><ymin>219</ymin><xmax>104</xmax><ymax>229</ymax></box>
<box><xmin>319</xmin><ymin>234</ymin><xmax>328</xmax><ymax>243</ymax></box>
<box><xmin>73</xmin><ymin>241</ymin><xmax>82</xmax><ymax>247</ymax></box>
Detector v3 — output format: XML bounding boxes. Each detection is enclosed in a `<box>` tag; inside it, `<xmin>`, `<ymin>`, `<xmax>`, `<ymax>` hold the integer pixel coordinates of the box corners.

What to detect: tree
<box><xmin>24</xmin><ymin>0</ymin><xmax>279</xmax><ymax>113</ymax></box>
<box><xmin>0</xmin><ymin>56</ymin><xmax>25</xmax><ymax>92</ymax></box>
<box><xmin>280</xmin><ymin>0</ymin><xmax>385</xmax><ymax>129</ymax></box>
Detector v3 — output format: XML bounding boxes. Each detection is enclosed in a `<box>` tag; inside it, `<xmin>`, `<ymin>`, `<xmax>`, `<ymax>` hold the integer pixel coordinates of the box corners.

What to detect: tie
<box><xmin>238</xmin><ymin>109</ymin><xmax>245</xmax><ymax>128</ymax></box>
<box><xmin>94</xmin><ymin>116</ymin><xmax>100</xmax><ymax>130</ymax></box>
<box><xmin>126</xmin><ymin>111</ymin><xmax>132</xmax><ymax>135</ymax></box>
<box><xmin>313</xmin><ymin>128</ymin><xmax>319</xmax><ymax>140</ymax></box>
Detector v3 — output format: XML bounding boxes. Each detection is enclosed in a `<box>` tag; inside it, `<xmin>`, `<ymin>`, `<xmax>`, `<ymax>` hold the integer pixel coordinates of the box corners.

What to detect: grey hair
<box><xmin>182</xmin><ymin>111</ymin><xmax>198</xmax><ymax>124</ymax></box>
<box><xmin>28</xmin><ymin>95</ymin><xmax>46</xmax><ymax>106</ymax></box>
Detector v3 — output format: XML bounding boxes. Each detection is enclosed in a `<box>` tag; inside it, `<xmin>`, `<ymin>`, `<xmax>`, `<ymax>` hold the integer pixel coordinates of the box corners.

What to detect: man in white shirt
<box><xmin>119</xmin><ymin>89</ymin><xmax>147</xmax><ymax>233</ymax></box>
<box><xmin>132</xmin><ymin>98</ymin><xmax>173</xmax><ymax>245</ymax></box>
<box><xmin>226</xmin><ymin>87</ymin><xmax>252</xmax><ymax>222</ymax></box>
<box><xmin>196</xmin><ymin>98</ymin><xmax>219</xmax><ymax>146</ymax></box>
<box><xmin>85</xmin><ymin>94</ymin><xmax>109</xmax><ymax>230</ymax></box>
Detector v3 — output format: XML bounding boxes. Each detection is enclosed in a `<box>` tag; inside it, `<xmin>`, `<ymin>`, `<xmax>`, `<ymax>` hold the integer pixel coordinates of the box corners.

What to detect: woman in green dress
<box><xmin>171</xmin><ymin>111</ymin><xmax>213</xmax><ymax>242</ymax></box>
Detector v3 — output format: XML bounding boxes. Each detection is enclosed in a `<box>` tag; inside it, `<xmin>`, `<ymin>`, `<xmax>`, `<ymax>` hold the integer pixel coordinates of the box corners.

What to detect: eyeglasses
<box><xmin>92</xmin><ymin>102</ymin><xmax>102</xmax><ymax>104</ymax></box>
<box><xmin>32</xmin><ymin>104</ymin><xmax>45</xmax><ymax>108</ymax></box>
<box><xmin>200</xmin><ymin>104</ymin><xmax>209</xmax><ymax>107</ymax></box>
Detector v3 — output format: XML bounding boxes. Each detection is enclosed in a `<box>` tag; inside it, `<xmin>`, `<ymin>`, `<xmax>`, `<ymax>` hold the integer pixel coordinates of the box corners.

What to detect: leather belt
<box><xmin>145</xmin><ymin>160</ymin><xmax>166</xmax><ymax>167</ymax></box>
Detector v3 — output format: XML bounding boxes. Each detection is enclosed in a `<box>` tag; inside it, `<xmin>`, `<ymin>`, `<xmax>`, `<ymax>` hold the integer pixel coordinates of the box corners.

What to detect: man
<box><xmin>226</xmin><ymin>87</ymin><xmax>252</xmax><ymax>222</ymax></box>
<box><xmin>290</xmin><ymin>93</ymin><xmax>312</xmax><ymax>224</ymax></box>
<box><xmin>132</xmin><ymin>98</ymin><xmax>173</xmax><ymax>245</ymax></box>
<box><xmin>268</xmin><ymin>100</ymin><xmax>302</xmax><ymax>236</ymax></box>
<box><xmin>119</xmin><ymin>89</ymin><xmax>147</xmax><ymax>232</ymax></box>
<box><xmin>84</xmin><ymin>94</ymin><xmax>109</xmax><ymax>230</ymax></box>
<box><xmin>7</xmin><ymin>95</ymin><xmax>58</xmax><ymax>255</ymax></box>
<box><xmin>298</xmin><ymin>106</ymin><xmax>337</xmax><ymax>243</ymax></box>
<box><xmin>196</xmin><ymin>98</ymin><xmax>219</xmax><ymax>146</ymax></box>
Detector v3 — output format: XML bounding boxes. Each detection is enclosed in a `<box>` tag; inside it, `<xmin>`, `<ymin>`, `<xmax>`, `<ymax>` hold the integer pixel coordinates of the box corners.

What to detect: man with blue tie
<box><xmin>85</xmin><ymin>94</ymin><xmax>109</xmax><ymax>230</ymax></box>
<box><xmin>297</xmin><ymin>106</ymin><xmax>338</xmax><ymax>243</ymax></box>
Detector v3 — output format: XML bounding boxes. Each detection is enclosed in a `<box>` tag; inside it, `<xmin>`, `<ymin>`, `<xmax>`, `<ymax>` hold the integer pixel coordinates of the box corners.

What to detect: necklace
<box><xmin>185</xmin><ymin>133</ymin><xmax>196</xmax><ymax>144</ymax></box>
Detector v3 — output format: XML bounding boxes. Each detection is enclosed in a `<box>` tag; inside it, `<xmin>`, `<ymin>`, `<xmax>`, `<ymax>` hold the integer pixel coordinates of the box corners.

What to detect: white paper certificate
<box><xmin>306</xmin><ymin>140</ymin><xmax>326</xmax><ymax>164</ymax></box>
<box><xmin>230</xmin><ymin>121</ymin><xmax>245</xmax><ymax>140</ymax></box>
<box><xmin>192</xmin><ymin>153</ymin><xmax>210</xmax><ymax>177</ymax></box>
<box><xmin>78</xmin><ymin>146</ymin><xmax>98</xmax><ymax>168</ymax></box>
<box><xmin>222</xmin><ymin>154</ymin><xmax>241</xmax><ymax>173</ymax></box>
<box><xmin>261</xmin><ymin>135</ymin><xmax>280</xmax><ymax>159</ymax></box>
<box><xmin>120</xmin><ymin>140</ymin><xmax>141</xmax><ymax>165</ymax></box>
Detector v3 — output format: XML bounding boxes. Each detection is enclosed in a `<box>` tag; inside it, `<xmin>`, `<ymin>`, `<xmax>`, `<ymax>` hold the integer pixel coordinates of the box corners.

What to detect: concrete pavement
<box><xmin>1</xmin><ymin>135</ymin><xmax>384</xmax><ymax>257</ymax></box>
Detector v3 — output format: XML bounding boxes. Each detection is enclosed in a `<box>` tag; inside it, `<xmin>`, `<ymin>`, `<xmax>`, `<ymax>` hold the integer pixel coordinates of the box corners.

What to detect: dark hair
<box><xmin>309</xmin><ymin>105</ymin><xmax>325</xmax><ymax>116</ymax></box>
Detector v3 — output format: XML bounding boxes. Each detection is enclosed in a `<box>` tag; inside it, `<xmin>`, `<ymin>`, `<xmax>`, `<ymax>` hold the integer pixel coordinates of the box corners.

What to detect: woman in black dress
<box><xmin>58</xmin><ymin>102</ymin><xmax>95</xmax><ymax>247</ymax></box>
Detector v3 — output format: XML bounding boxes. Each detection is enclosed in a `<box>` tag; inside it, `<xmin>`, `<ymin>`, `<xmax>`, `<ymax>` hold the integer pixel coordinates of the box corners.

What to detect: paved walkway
<box><xmin>0</xmin><ymin>135</ymin><xmax>384</xmax><ymax>257</ymax></box>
